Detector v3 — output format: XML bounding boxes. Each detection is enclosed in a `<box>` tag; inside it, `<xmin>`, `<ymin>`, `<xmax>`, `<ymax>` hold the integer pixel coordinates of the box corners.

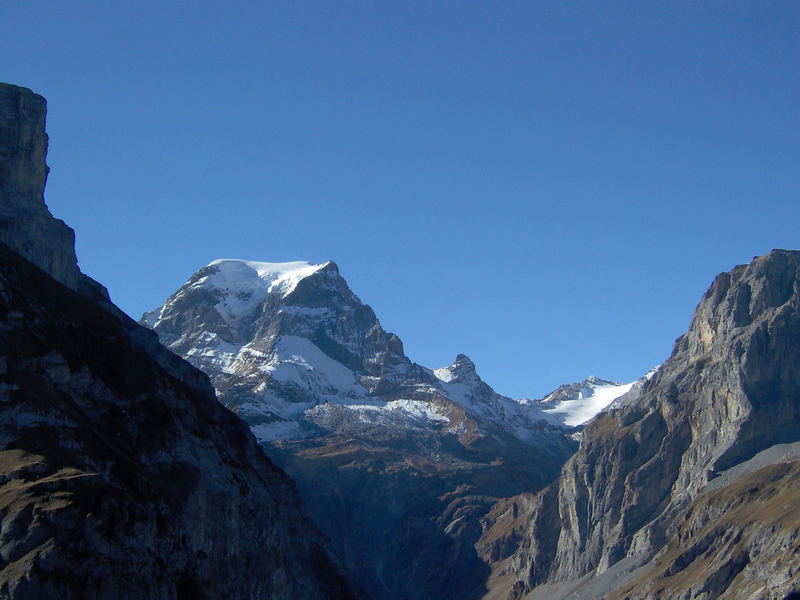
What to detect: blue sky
<box><xmin>2</xmin><ymin>1</ymin><xmax>798</xmax><ymax>398</ymax></box>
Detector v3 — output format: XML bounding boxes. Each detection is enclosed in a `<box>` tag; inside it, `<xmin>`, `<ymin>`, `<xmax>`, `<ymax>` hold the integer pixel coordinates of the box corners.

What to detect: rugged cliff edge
<box><xmin>0</xmin><ymin>82</ymin><xmax>360</xmax><ymax>599</ymax></box>
<box><xmin>478</xmin><ymin>250</ymin><xmax>800</xmax><ymax>600</ymax></box>
<box><xmin>0</xmin><ymin>84</ymin><xmax>106</xmax><ymax>302</ymax></box>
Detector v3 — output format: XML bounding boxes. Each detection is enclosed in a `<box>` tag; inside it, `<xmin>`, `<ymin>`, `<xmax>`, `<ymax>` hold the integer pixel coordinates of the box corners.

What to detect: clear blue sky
<box><xmin>2</xmin><ymin>2</ymin><xmax>798</xmax><ymax>398</ymax></box>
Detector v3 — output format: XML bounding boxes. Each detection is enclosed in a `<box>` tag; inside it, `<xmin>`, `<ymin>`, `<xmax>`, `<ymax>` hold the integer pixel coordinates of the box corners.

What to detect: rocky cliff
<box><xmin>0</xmin><ymin>83</ymin><xmax>107</xmax><ymax>301</ymax></box>
<box><xmin>479</xmin><ymin>250</ymin><xmax>800</xmax><ymax>600</ymax></box>
<box><xmin>0</xmin><ymin>83</ymin><xmax>359</xmax><ymax>600</ymax></box>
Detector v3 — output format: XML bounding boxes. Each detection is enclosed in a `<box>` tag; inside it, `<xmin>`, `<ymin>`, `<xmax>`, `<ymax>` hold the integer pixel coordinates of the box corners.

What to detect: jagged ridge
<box><xmin>478</xmin><ymin>250</ymin><xmax>800</xmax><ymax>600</ymax></box>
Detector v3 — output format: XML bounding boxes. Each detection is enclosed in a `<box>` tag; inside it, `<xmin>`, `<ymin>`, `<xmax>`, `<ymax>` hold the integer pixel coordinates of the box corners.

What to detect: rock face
<box><xmin>144</xmin><ymin>259</ymin><xmax>583</xmax><ymax>600</ymax></box>
<box><xmin>478</xmin><ymin>250</ymin><xmax>800</xmax><ymax>600</ymax></box>
<box><xmin>0</xmin><ymin>85</ymin><xmax>359</xmax><ymax>600</ymax></box>
<box><xmin>0</xmin><ymin>84</ymin><xmax>76</xmax><ymax>289</ymax></box>
<box><xmin>0</xmin><ymin>83</ymin><xmax>110</xmax><ymax>304</ymax></box>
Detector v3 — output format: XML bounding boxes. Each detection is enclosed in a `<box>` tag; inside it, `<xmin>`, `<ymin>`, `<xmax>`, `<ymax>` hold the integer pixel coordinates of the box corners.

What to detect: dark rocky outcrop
<box><xmin>478</xmin><ymin>250</ymin><xmax>800</xmax><ymax>600</ymax></box>
<box><xmin>0</xmin><ymin>83</ymin><xmax>360</xmax><ymax>600</ymax></box>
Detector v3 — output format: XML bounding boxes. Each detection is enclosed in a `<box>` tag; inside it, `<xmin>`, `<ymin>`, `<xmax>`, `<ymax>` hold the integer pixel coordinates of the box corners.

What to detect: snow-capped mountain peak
<box><xmin>203</xmin><ymin>259</ymin><xmax>328</xmax><ymax>297</ymax></box>
<box><xmin>142</xmin><ymin>258</ymin><xmax>332</xmax><ymax>329</ymax></box>
<box><xmin>143</xmin><ymin>257</ymin><xmax>637</xmax><ymax>447</ymax></box>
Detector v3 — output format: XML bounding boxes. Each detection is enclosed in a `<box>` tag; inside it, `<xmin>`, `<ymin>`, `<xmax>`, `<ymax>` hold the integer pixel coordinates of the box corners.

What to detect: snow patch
<box><xmin>193</xmin><ymin>260</ymin><xmax>326</xmax><ymax>325</ymax></box>
<box><xmin>344</xmin><ymin>399</ymin><xmax>450</xmax><ymax>423</ymax></box>
<box><xmin>433</xmin><ymin>367</ymin><xmax>455</xmax><ymax>383</ymax></box>
<box><xmin>207</xmin><ymin>259</ymin><xmax>327</xmax><ymax>296</ymax></box>
<box><xmin>184</xmin><ymin>332</ymin><xmax>242</xmax><ymax>372</ymax></box>
<box><xmin>542</xmin><ymin>380</ymin><xmax>635</xmax><ymax>427</ymax></box>
<box><xmin>264</xmin><ymin>336</ymin><xmax>368</xmax><ymax>399</ymax></box>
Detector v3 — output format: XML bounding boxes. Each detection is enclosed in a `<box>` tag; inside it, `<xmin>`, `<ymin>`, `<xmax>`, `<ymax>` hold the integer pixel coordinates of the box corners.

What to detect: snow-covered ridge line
<box><xmin>143</xmin><ymin>255</ymin><xmax>642</xmax><ymax>443</ymax></box>
<box><xmin>205</xmin><ymin>259</ymin><xmax>328</xmax><ymax>296</ymax></box>
<box><xmin>539</xmin><ymin>378</ymin><xmax>636</xmax><ymax>427</ymax></box>
<box><xmin>143</xmin><ymin>259</ymin><xmax>330</xmax><ymax>329</ymax></box>
<box><xmin>186</xmin><ymin>259</ymin><xmax>330</xmax><ymax>326</ymax></box>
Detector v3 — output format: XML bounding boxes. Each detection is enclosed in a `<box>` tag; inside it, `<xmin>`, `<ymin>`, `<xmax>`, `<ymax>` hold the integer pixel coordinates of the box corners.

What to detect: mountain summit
<box><xmin>143</xmin><ymin>256</ymin><xmax>585</xmax><ymax>444</ymax></box>
<box><xmin>143</xmin><ymin>256</ymin><xmax>597</xmax><ymax>600</ymax></box>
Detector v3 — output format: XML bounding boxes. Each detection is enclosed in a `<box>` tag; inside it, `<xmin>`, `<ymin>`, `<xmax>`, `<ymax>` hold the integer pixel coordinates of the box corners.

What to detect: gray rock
<box><xmin>0</xmin><ymin>82</ymin><xmax>109</xmax><ymax>303</ymax></box>
<box><xmin>478</xmin><ymin>250</ymin><xmax>800</xmax><ymax>600</ymax></box>
<box><xmin>0</xmin><ymin>83</ymin><xmax>77</xmax><ymax>289</ymax></box>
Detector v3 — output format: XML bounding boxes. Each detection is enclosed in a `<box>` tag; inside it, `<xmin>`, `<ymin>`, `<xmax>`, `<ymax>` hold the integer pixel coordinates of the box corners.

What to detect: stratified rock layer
<box><xmin>479</xmin><ymin>250</ymin><xmax>800</xmax><ymax>600</ymax></box>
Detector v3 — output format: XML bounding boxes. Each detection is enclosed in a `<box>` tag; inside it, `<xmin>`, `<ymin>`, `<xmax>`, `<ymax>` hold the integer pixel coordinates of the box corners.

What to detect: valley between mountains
<box><xmin>2</xmin><ymin>81</ymin><xmax>800</xmax><ymax>600</ymax></box>
<box><xmin>141</xmin><ymin>257</ymin><xmax>636</xmax><ymax>600</ymax></box>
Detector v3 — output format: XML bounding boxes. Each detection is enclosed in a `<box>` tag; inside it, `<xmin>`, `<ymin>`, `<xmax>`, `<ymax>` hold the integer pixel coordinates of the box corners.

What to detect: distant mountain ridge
<box><xmin>534</xmin><ymin>375</ymin><xmax>638</xmax><ymax>427</ymax></box>
<box><xmin>143</xmin><ymin>257</ymin><xmax>633</xmax><ymax>442</ymax></box>
<box><xmin>142</xmin><ymin>256</ymin><xmax>636</xmax><ymax>600</ymax></box>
